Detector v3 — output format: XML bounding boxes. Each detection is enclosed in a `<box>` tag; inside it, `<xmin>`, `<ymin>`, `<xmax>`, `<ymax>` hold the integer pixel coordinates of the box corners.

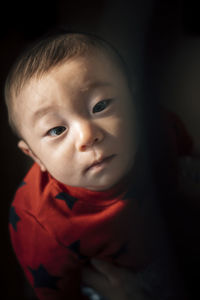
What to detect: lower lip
<box><xmin>87</xmin><ymin>155</ymin><xmax>115</xmax><ymax>173</ymax></box>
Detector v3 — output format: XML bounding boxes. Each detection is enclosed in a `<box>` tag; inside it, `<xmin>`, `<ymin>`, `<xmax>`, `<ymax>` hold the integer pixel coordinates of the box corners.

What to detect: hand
<box><xmin>81</xmin><ymin>259</ymin><xmax>150</xmax><ymax>300</ymax></box>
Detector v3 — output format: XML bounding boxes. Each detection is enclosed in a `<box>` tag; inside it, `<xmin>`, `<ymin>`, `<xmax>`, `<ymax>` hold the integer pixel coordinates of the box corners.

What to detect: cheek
<box><xmin>52</xmin><ymin>146</ymin><xmax>74</xmax><ymax>165</ymax></box>
<box><xmin>116</xmin><ymin>115</ymin><xmax>136</xmax><ymax>140</ymax></box>
<box><xmin>101</xmin><ymin>116</ymin><xmax>127</xmax><ymax>136</ymax></box>
<box><xmin>42</xmin><ymin>148</ymin><xmax>75</xmax><ymax>179</ymax></box>
<box><xmin>118</xmin><ymin>118</ymin><xmax>138</xmax><ymax>157</ymax></box>
<box><xmin>102</xmin><ymin>114</ymin><xmax>136</xmax><ymax>148</ymax></box>
<box><xmin>35</xmin><ymin>143</ymin><xmax>71</xmax><ymax>169</ymax></box>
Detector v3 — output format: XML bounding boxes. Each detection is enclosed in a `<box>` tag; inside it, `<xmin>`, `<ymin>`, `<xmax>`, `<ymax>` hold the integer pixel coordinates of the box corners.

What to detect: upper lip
<box><xmin>85</xmin><ymin>154</ymin><xmax>115</xmax><ymax>172</ymax></box>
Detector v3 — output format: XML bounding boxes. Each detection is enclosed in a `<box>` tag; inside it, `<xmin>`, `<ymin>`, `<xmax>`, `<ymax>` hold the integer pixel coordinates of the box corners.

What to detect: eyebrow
<box><xmin>80</xmin><ymin>81</ymin><xmax>113</xmax><ymax>92</ymax></box>
<box><xmin>31</xmin><ymin>106</ymin><xmax>55</xmax><ymax>123</ymax></box>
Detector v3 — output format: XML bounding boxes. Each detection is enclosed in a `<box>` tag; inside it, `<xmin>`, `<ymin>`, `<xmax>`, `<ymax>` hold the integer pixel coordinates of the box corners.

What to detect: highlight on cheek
<box><xmin>47</xmin><ymin>126</ymin><xmax>66</xmax><ymax>137</ymax></box>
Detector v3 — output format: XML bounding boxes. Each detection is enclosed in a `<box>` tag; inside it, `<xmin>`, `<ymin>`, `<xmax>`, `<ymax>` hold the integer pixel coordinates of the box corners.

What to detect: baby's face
<box><xmin>16</xmin><ymin>50</ymin><xmax>138</xmax><ymax>191</ymax></box>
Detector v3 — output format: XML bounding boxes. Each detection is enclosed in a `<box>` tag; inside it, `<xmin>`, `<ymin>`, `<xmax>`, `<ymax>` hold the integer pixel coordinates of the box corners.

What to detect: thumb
<box><xmin>91</xmin><ymin>259</ymin><xmax>119</xmax><ymax>282</ymax></box>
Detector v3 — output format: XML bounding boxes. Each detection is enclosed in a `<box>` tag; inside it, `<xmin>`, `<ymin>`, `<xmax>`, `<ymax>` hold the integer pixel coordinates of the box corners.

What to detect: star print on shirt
<box><xmin>9</xmin><ymin>206</ymin><xmax>20</xmax><ymax>231</ymax></box>
<box><xmin>67</xmin><ymin>240</ymin><xmax>88</xmax><ymax>260</ymax></box>
<box><xmin>18</xmin><ymin>180</ymin><xmax>26</xmax><ymax>188</ymax></box>
<box><xmin>28</xmin><ymin>264</ymin><xmax>61</xmax><ymax>289</ymax></box>
<box><xmin>55</xmin><ymin>192</ymin><xmax>78</xmax><ymax>209</ymax></box>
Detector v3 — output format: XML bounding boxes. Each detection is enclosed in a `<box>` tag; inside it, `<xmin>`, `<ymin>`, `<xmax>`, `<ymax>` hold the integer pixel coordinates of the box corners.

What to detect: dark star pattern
<box><xmin>18</xmin><ymin>180</ymin><xmax>26</xmax><ymax>188</ymax></box>
<box><xmin>55</xmin><ymin>192</ymin><xmax>78</xmax><ymax>209</ymax></box>
<box><xmin>67</xmin><ymin>240</ymin><xmax>88</xmax><ymax>260</ymax></box>
<box><xmin>9</xmin><ymin>206</ymin><xmax>20</xmax><ymax>231</ymax></box>
<box><xmin>28</xmin><ymin>264</ymin><xmax>61</xmax><ymax>290</ymax></box>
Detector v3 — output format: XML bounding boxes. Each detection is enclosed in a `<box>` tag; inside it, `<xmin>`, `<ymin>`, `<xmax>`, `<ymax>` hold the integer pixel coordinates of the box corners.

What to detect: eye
<box><xmin>47</xmin><ymin>126</ymin><xmax>66</xmax><ymax>137</ymax></box>
<box><xmin>92</xmin><ymin>99</ymin><xmax>110</xmax><ymax>114</ymax></box>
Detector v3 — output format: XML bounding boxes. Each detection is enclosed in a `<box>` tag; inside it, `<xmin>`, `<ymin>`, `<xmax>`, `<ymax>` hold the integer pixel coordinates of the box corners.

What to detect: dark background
<box><xmin>1</xmin><ymin>0</ymin><xmax>199</xmax><ymax>299</ymax></box>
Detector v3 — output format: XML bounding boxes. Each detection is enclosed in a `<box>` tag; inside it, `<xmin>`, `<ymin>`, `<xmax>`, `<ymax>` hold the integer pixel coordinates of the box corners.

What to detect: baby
<box><xmin>5</xmin><ymin>32</ymin><xmax>189</xmax><ymax>300</ymax></box>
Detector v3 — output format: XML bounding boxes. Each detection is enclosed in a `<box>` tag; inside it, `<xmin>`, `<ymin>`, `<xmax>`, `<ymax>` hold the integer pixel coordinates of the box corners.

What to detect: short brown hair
<box><xmin>4</xmin><ymin>32</ymin><xmax>131</xmax><ymax>137</ymax></box>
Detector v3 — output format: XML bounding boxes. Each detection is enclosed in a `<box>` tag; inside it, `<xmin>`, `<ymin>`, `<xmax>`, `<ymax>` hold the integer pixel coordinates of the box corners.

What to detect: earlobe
<box><xmin>18</xmin><ymin>140</ymin><xmax>32</xmax><ymax>156</ymax></box>
<box><xmin>18</xmin><ymin>140</ymin><xmax>47</xmax><ymax>172</ymax></box>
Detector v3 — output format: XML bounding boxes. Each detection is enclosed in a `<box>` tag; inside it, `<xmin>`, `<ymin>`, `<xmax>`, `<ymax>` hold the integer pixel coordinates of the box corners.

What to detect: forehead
<box><xmin>49</xmin><ymin>50</ymin><xmax>127</xmax><ymax>88</ymax></box>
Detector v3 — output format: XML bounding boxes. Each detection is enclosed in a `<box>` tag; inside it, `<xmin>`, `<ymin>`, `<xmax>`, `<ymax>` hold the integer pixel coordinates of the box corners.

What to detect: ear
<box><xmin>18</xmin><ymin>140</ymin><xmax>47</xmax><ymax>172</ymax></box>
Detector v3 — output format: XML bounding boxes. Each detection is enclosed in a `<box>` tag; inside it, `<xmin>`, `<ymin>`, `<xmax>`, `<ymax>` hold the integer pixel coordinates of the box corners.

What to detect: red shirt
<box><xmin>9</xmin><ymin>111</ymin><xmax>193</xmax><ymax>300</ymax></box>
<box><xmin>10</xmin><ymin>163</ymin><xmax>152</xmax><ymax>299</ymax></box>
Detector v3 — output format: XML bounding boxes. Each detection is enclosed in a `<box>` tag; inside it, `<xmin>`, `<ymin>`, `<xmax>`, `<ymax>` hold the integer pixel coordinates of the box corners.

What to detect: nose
<box><xmin>75</xmin><ymin>119</ymin><xmax>104</xmax><ymax>152</ymax></box>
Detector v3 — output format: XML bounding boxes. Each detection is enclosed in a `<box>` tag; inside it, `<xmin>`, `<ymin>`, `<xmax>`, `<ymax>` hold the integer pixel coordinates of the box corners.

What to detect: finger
<box><xmin>82</xmin><ymin>264</ymin><xmax>125</xmax><ymax>300</ymax></box>
<box><xmin>91</xmin><ymin>259</ymin><xmax>120</xmax><ymax>284</ymax></box>
<box><xmin>81</xmin><ymin>266</ymin><xmax>108</xmax><ymax>292</ymax></box>
<box><xmin>91</xmin><ymin>259</ymin><xmax>138</xmax><ymax>286</ymax></box>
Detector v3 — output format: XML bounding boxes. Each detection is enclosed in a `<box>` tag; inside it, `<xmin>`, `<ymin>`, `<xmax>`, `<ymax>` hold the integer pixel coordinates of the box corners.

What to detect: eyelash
<box><xmin>92</xmin><ymin>99</ymin><xmax>111</xmax><ymax>114</ymax></box>
<box><xmin>47</xmin><ymin>126</ymin><xmax>66</xmax><ymax>137</ymax></box>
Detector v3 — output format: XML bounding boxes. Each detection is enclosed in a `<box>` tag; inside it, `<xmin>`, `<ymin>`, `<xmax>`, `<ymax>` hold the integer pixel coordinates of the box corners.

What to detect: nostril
<box><xmin>79</xmin><ymin>137</ymin><xmax>100</xmax><ymax>152</ymax></box>
<box><xmin>80</xmin><ymin>145</ymin><xmax>87</xmax><ymax>151</ymax></box>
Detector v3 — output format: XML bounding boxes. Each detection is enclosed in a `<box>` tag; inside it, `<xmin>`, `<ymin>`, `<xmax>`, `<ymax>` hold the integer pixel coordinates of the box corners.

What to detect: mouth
<box><xmin>85</xmin><ymin>154</ymin><xmax>116</xmax><ymax>173</ymax></box>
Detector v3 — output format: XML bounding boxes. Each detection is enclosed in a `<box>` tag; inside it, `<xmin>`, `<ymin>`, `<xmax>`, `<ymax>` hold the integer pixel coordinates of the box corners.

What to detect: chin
<box><xmin>87</xmin><ymin>177</ymin><xmax>121</xmax><ymax>191</ymax></box>
<box><xmin>88</xmin><ymin>186</ymin><xmax>113</xmax><ymax>192</ymax></box>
